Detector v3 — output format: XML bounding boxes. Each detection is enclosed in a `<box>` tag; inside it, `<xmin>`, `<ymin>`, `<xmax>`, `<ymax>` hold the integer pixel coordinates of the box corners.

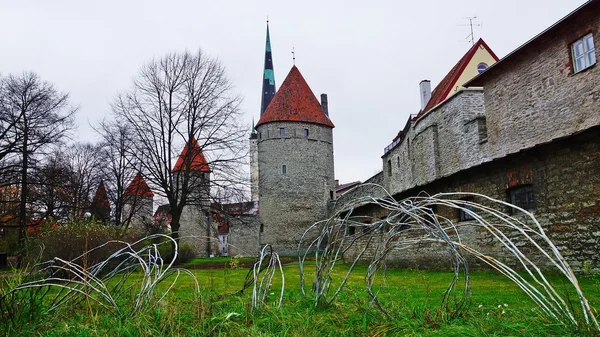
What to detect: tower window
<box><xmin>304</xmin><ymin>129</ymin><xmax>309</xmax><ymax>137</ymax></box>
<box><xmin>387</xmin><ymin>159</ymin><xmax>392</xmax><ymax>176</ymax></box>
<box><xmin>260</xmin><ymin>223</ymin><xmax>264</xmax><ymax>233</ymax></box>
<box><xmin>330</xmin><ymin>191</ymin><xmax>334</xmax><ymax>199</ymax></box>
<box><xmin>282</xmin><ymin>165</ymin><xmax>287</xmax><ymax>174</ymax></box>
<box><xmin>259</xmin><ymin>132</ymin><xmax>262</xmax><ymax>139</ymax></box>
<box><xmin>280</xmin><ymin>128</ymin><xmax>285</xmax><ymax>136</ymax></box>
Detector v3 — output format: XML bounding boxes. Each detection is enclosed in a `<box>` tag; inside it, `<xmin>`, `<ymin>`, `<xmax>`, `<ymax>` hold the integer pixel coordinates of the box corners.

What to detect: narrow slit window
<box><xmin>304</xmin><ymin>128</ymin><xmax>309</xmax><ymax>137</ymax></box>
<box><xmin>280</xmin><ymin>128</ymin><xmax>286</xmax><ymax>136</ymax></box>
<box><xmin>282</xmin><ymin>165</ymin><xmax>287</xmax><ymax>174</ymax></box>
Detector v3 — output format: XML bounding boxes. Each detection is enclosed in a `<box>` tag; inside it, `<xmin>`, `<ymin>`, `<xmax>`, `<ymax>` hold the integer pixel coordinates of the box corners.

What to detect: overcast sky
<box><xmin>0</xmin><ymin>0</ymin><xmax>588</xmax><ymax>184</ymax></box>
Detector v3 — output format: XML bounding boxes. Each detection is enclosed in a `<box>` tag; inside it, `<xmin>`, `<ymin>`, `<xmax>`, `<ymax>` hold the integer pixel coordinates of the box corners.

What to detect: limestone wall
<box><xmin>257</xmin><ymin>121</ymin><xmax>335</xmax><ymax>255</ymax></box>
<box><xmin>482</xmin><ymin>5</ymin><xmax>600</xmax><ymax>160</ymax></box>
<box><xmin>227</xmin><ymin>215</ymin><xmax>261</xmax><ymax>257</ymax></box>
<box><xmin>383</xmin><ymin>90</ymin><xmax>488</xmax><ymax>195</ymax></box>
<box><xmin>344</xmin><ymin>127</ymin><xmax>600</xmax><ymax>271</ymax></box>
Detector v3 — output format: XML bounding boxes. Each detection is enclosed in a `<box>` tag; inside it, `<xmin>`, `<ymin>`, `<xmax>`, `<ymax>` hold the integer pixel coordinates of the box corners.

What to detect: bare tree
<box><xmin>63</xmin><ymin>142</ymin><xmax>103</xmax><ymax>219</ymax></box>
<box><xmin>0</xmin><ymin>72</ymin><xmax>76</xmax><ymax>255</ymax></box>
<box><xmin>29</xmin><ymin>151</ymin><xmax>73</xmax><ymax>221</ymax></box>
<box><xmin>112</xmin><ymin>49</ymin><xmax>247</xmax><ymax>245</ymax></box>
<box><xmin>94</xmin><ymin>119</ymin><xmax>141</xmax><ymax>228</ymax></box>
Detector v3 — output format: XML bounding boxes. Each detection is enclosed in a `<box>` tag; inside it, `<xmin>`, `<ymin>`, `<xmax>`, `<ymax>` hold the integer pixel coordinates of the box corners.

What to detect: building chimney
<box><xmin>419</xmin><ymin>80</ymin><xmax>431</xmax><ymax>110</ymax></box>
<box><xmin>320</xmin><ymin>93</ymin><xmax>329</xmax><ymax>117</ymax></box>
<box><xmin>335</xmin><ymin>179</ymin><xmax>339</xmax><ymax>187</ymax></box>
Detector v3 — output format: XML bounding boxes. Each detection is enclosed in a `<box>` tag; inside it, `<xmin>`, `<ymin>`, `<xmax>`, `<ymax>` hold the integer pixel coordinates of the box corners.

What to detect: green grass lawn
<box><xmin>2</xmin><ymin>261</ymin><xmax>599</xmax><ymax>336</ymax></box>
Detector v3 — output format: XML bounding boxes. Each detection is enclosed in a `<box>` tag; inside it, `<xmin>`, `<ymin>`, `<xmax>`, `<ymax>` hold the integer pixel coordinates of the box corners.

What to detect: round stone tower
<box><xmin>255</xmin><ymin>66</ymin><xmax>335</xmax><ymax>255</ymax></box>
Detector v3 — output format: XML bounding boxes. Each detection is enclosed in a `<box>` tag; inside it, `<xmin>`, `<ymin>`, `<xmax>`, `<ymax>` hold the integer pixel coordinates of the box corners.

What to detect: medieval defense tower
<box><xmin>255</xmin><ymin>65</ymin><xmax>335</xmax><ymax>255</ymax></box>
<box><xmin>173</xmin><ymin>138</ymin><xmax>216</xmax><ymax>257</ymax></box>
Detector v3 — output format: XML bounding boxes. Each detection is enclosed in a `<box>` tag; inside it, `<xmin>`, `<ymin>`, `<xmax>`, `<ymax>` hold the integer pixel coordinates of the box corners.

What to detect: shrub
<box><xmin>178</xmin><ymin>243</ymin><xmax>197</xmax><ymax>264</ymax></box>
<box><xmin>27</xmin><ymin>219</ymin><xmax>146</xmax><ymax>268</ymax></box>
<box><xmin>0</xmin><ymin>232</ymin><xmax>20</xmax><ymax>255</ymax></box>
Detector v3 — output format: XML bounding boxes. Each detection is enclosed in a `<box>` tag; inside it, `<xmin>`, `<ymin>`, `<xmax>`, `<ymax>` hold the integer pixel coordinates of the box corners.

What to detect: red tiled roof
<box><xmin>91</xmin><ymin>181</ymin><xmax>110</xmax><ymax>210</ymax></box>
<box><xmin>416</xmin><ymin>38</ymin><xmax>498</xmax><ymax>119</ymax></box>
<box><xmin>256</xmin><ymin>66</ymin><xmax>334</xmax><ymax>128</ymax></box>
<box><xmin>335</xmin><ymin>181</ymin><xmax>361</xmax><ymax>193</ymax></box>
<box><xmin>172</xmin><ymin>137</ymin><xmax>211</xmax><ymax>173</ymax></box>
<box><xmin>124</xmin><ymin>172</ymin><xmax>154</xmax><ymax>197</ymax></box>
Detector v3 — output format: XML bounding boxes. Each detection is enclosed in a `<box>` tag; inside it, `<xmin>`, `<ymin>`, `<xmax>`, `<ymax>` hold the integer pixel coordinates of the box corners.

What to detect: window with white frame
<box><xmin>572</xmin><ymin>33</ymin><xmax>596</xmax><ymax>73</ymax></box>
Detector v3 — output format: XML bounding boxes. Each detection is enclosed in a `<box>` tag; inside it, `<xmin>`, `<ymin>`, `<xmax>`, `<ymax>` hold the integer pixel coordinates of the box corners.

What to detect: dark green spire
<box><xmin>260</xmin><ymin>20</ymin><xmax>276</xmax><ymax>116</ymax></box>
<box><xmin>250</xmin><ymin>117</ymin><xmax>257</xmax><ymax>139</ymax></box>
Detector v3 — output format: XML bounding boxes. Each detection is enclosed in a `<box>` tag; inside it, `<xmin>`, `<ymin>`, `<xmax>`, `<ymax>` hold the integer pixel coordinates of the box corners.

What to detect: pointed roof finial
<box><xmin>292</xmin><ymin>47</ymin><xmax>295</xmax><ymax>66</ymax></box>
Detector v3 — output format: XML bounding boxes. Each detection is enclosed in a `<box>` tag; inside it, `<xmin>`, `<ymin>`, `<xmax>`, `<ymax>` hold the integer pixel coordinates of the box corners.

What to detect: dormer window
<box><xmin>477</xmin><ymin>62</ymin><xmax>488</xmax><ymax>74</ymax></box>
<box><xmin>572</xmin><ymin>33</ymin><xmax>596</xmax><ymax>73</ymax></box>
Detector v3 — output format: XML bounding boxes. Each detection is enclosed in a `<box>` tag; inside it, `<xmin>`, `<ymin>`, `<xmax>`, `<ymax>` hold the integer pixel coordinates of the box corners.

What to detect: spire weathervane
<box><xmin>292</xmin><ymin>47</ymin><xmax>295</xmax><ymax>66</ymax></box>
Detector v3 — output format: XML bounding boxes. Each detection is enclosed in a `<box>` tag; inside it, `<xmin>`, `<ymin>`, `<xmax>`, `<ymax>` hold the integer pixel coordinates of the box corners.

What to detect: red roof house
<box><xmin>415</xmin><ymin>38</ymin><xmax>499</xmax><ymax>120</ymax></box>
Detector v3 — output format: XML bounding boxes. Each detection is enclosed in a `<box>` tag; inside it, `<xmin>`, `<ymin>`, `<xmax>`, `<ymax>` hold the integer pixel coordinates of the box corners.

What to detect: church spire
<box><xmin>260</xmin><ymin>20</ymin><xmax>276</xmax><ymax>116</ymax></box>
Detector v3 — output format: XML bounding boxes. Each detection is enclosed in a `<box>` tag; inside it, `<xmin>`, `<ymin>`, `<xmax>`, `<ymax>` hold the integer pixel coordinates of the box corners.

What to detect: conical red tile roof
<box><xmin>91</xmin><ymin>181</ymin><xmax>110</xmax><ymax>210</ymax></box>
<box><xmin>124</xmin><ymin>172</ymin><xmax>154</xmax><ymax>197</ymax></box>
<box><xmin>256</xmin><ymin>66</ymin><xmax>334</xmax><ymax>128</ymax></box>
<box><xmin>172</xmin><ymin>137</ymin><xmax>211</xmax><ymax>173</ymax></box>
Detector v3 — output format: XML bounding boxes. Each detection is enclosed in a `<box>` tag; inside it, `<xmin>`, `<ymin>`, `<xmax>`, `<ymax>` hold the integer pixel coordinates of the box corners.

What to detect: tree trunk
<box><xmin>170</xmin><ymin>209</ymin><xmax>182</xmax><ymax>263</ymax></box>
<box><xmin>17</xmin><ymin>116</ymin><xmax>28</xmax><ymax>268</ymax></box>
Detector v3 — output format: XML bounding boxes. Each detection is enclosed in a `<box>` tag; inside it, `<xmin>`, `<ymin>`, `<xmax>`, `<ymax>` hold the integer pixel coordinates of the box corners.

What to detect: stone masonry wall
<box><xmin>383</xmin><ymin>89</ymin><xmax>487</xmax><ymax>195</ymax></box>
<box><xmin>344</xmin><ymin>127</ymin><xmax>600</xmax><ymax>272</ymax></box>
<box><xmin>227</xmin><ymin>215</ymin><xmax>261</xmax><ymax>257</ymax></box>
<box><xmin>257</xmin><ymin>121</ymin><xmax>335</xmax><ymax>255</ymax></box>
<box><xmin>482</xmin><ymin>3</ymin><xmax>600</xmax><ymax>160</ymax></box>
<box><xmin>122</xmin><ymin>196</ymin><xmax>153</xmax><ymax>232</ymax></box>
<box><xmin>179</xmin><ymin>205</ymin><xmax>218</xmax><ymax>257</ymax></box>
<box><xmin>178</xmin><ymin>171</ymin><xmax>217</xmax><ymax>257</ymax></box>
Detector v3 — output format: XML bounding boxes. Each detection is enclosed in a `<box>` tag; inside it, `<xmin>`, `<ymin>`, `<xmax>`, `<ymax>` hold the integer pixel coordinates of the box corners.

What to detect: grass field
<box><xmin>1</xmin><ymin>258</ymin><xmax>599</xmax><ymax>336</ymax></box>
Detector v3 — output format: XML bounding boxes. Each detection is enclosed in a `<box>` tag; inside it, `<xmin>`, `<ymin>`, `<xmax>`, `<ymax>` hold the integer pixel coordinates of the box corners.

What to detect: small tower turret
<box><xmin>123</xmin><ymin>172</ymin><xmax>154</xmax><ymax>231</ymax></box>
<box><xmin>250</xmin><ymin>118</ymin><xmax>259</xmax><ymax>201</ymax></box>
<box><xmin>172</xmin><ymin>138</ymin><xmax>215</xmax><ymax>256</ymax></box>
